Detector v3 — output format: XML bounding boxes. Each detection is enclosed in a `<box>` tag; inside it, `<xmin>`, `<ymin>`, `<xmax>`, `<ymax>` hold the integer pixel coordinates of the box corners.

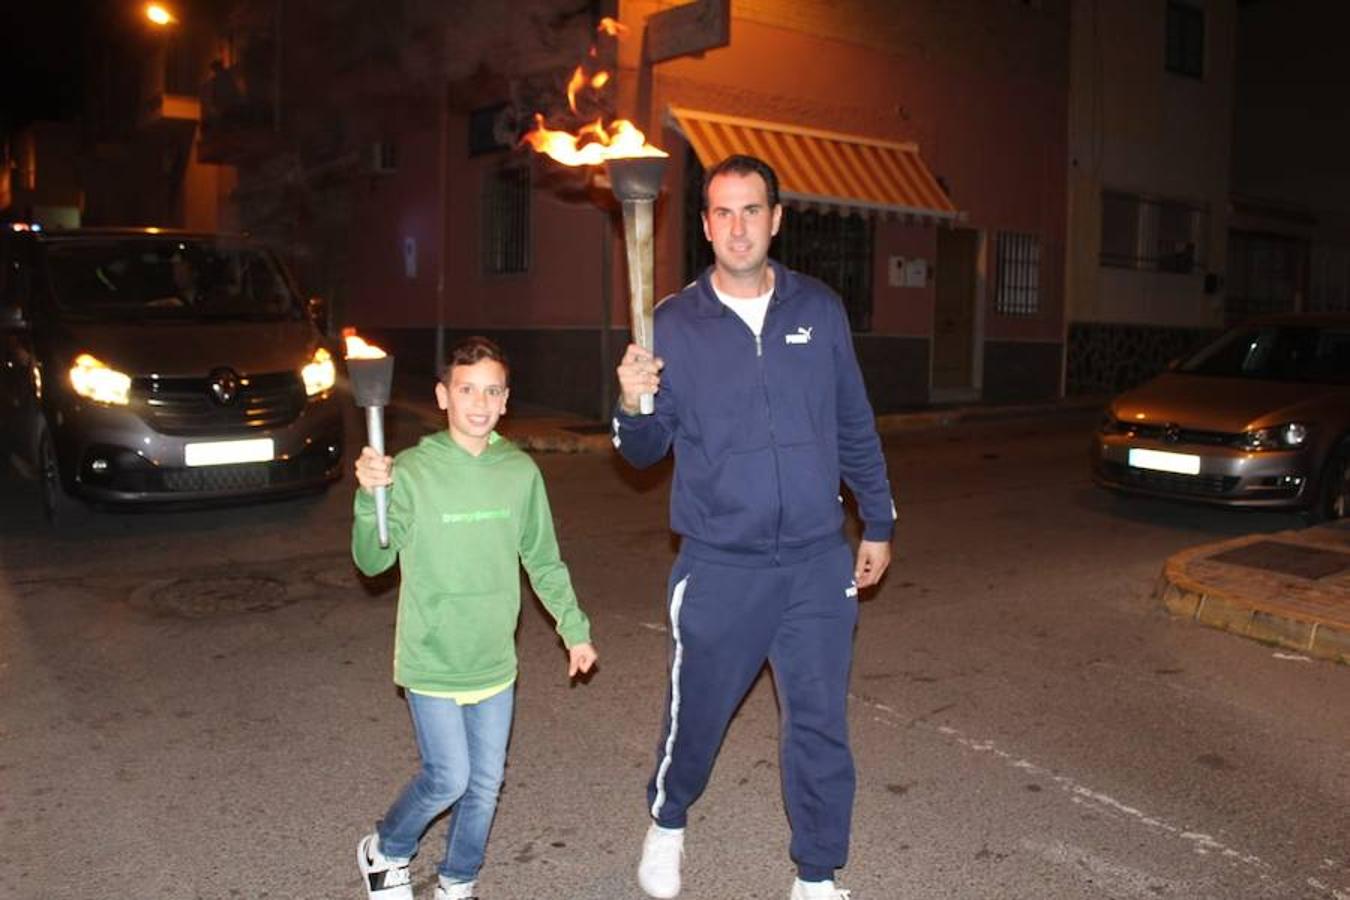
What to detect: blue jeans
<box><xmin>377</xmin><ymin>686</ymin><xmax>515</xmax><ymax>882</ymax></box>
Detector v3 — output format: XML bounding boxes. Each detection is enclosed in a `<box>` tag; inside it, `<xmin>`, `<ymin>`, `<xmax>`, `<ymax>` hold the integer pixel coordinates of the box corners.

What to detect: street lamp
<box><xmin>145</xmin><ymin>3</ymin><xmax>177</xmax><ymax>26</ymax></box>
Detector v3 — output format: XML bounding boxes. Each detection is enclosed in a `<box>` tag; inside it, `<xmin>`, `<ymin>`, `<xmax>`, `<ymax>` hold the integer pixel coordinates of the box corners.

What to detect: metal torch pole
<box><xmin>365</xmin><ymin>405</ymin><xmax>389</xmax><ymax>547</ymax></box>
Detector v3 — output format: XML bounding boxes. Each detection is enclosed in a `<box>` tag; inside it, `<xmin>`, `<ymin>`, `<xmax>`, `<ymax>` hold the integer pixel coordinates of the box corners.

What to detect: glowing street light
<box><xmin>145</xmin><ymin>3</ymin><xmax>177</xmax><ymax>26</ymax></box>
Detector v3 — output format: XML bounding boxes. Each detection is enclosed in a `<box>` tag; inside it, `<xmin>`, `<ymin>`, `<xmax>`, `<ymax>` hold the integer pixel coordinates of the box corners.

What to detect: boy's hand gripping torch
<box><xmin>344</xmin><ymin>331</ymin><xmax>394</xmax><ymax>548</ymax></box>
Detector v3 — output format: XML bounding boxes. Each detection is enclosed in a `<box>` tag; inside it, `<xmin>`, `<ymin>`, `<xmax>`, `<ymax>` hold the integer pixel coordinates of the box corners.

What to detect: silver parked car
<box><xmin>1093</xmin><ymin>314</ymin><xmax>1350</xmax><ymax>520</ymax></box>
<box><xmin>0</xmin><ymin>226</ymin><xmax>345</xmax><ymax>520</ymax></box>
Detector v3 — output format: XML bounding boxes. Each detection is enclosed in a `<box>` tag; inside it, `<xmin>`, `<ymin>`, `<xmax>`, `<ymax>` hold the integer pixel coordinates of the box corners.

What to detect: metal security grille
<box><xmin>994</xmin><ymin>231</ymin><xmax>1041</xmax><ymax>316</ymax></box>
<box><xmin>776</xmin><ymin>209</ymin><xmax>874</xmax><ymax>332</ymax></box>
<box><xmin>1100</xmin><ymin>191</ymin><xmax>1208</xmax><ymax>273</ymax></box>
<box><xmin>482</xmin><ymin>166</ymin><xmax>530</xmax><ymax>274</ymax></box>
<box><xmin>682</xmin><ymin>148</ymin><xmax>874</xmax><ymax>332</ymax></box>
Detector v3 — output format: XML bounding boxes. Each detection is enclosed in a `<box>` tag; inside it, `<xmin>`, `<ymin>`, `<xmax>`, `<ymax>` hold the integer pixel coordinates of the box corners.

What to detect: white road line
<box><xmin>853</xmin><ymin>691</ymin><xmax>1348</xmax><ymax>898</ymax></box>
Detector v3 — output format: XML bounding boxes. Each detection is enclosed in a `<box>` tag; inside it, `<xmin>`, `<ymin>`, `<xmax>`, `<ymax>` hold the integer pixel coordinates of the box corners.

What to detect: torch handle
<box><xmin>623</xmin><ymin>198</ymin><xmax>656</xmax><ymax>415</ymax></box>
<box><xmin>366</xmin><ymin>406</ymin><xmax>390</xmax><ymax>548</ymax></box>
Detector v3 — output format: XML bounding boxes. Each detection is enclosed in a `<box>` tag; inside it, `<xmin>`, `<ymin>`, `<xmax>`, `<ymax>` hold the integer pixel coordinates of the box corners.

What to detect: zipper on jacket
<box><xmin>758</xmin><ymin>301</ymin><xmax>783</xmax><ymax>564</ymax></box>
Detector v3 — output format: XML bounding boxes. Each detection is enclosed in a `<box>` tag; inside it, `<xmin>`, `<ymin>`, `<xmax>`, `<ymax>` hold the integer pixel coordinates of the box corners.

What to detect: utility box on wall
<box><xmin>888</xmin><ymin>255</ymin><xmax>929</xmax><ymax>288</ymax></box>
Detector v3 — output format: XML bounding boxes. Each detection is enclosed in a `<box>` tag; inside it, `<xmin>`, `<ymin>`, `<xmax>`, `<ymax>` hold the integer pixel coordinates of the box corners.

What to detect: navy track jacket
<box><xmin>613</xmin><ymin>261</ymin><xmax>896</xmax><ymax>567</ymax></box>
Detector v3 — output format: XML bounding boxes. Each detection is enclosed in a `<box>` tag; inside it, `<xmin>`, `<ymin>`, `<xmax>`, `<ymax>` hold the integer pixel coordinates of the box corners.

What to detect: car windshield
<box><xmin>1178</xmin><ymin>324</ymin><xmax>1350</xmax><ymax>385</ymax></box>
<box><xmin>44</xmin><ymin>238</ymin><xmax>302</xmax><ymax>322</ymax></box>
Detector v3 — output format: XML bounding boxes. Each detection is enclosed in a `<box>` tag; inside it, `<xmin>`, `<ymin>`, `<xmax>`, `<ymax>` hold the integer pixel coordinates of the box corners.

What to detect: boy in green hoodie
<box><xmin>352</xmin><ymin>335</ymin><xmax>597</xmax><ymax>900</ymax></box>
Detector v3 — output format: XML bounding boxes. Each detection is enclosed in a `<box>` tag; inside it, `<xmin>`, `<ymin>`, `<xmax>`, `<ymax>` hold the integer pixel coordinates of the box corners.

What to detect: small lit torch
<box><xmin>522</xmin><ymin>17</ymin><xmax>668</xmax><ymax>414</ymax></box>
<box><xmin>343</xmin><ymin>330</ymin><xmax>394</xmax><ymax>547</ymax></box>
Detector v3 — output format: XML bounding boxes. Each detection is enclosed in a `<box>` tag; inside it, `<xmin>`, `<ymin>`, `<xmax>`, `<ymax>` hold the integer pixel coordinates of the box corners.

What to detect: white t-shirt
<box><xmin>713</xmin><ymin>284</ymin><xmax>774</xmax><ymax>336</ymax></box>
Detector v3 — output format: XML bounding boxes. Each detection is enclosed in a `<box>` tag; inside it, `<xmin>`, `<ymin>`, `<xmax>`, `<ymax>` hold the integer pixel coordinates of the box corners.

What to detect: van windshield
<box><xmin>44</xmin><ymin>238</ymin><xmax>303</xmax><ymax>322</ymax></box>
<box><xmin>1178</xmin><ymin>325</ymin><xmax>1350</xmax><ymax>385</ymax></box>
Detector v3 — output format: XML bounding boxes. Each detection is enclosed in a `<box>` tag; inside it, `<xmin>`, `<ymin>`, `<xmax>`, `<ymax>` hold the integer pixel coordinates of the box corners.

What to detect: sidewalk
<box><xmin>1156</xmin><ymin>521</ymin><xmax>1350</xmax><ymax>664</ymax></box>
<box><xmin>390</xmin><ymin>389</ymin><xmax>1349</xmax><ymax>665</ymax></box>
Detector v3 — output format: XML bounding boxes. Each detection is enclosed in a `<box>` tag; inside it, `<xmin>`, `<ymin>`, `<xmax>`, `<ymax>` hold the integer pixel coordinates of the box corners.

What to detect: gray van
<box><xmin>0</xmin><ymin>226</ymin><xmax>345</xmax><ymax>520</ymax></box>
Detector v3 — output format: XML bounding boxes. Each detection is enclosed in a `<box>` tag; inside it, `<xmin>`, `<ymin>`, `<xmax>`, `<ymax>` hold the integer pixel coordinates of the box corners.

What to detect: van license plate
<box><xmin>1127</xmin><ymin>448</ymin><xmax>1201</xmax><ymax>475</ymax></box>
<box><xmin>185</xmin><ymin>438</ymin><xmax>275</xmax><ymax>467</ymax></box>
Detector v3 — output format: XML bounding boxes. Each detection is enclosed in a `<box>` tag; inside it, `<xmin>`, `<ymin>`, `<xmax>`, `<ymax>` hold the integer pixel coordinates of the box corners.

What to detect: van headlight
<box><xmin>301</xmin><ymin>347</ymin><xmax>336</xmax><ymax>397</ymax></box>
<box><xmin>1237</xmin><ymin>422</ymin><xmax>1309</xmax><ymax>451</ymax></box>
<box><xmin>69</xmin><ymin>353</ymin><xmax>131</xmax><ymax>405</ymax></box>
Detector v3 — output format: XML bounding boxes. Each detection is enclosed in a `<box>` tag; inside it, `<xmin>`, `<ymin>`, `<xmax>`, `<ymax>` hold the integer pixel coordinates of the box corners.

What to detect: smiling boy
<box><xmin>352</xmin><ymin>335</ymin><xmax>597</xmax><ymax>900</ymax></box>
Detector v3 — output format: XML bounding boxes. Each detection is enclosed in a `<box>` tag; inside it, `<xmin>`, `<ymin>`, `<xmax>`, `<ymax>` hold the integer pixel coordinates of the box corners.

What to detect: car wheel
<box><xmin>1312</xmin><ymin>443</ymin><xmax>1350</xmax><ymax>523</ymax></box>
<box><xmin>38</xmin><ymin>427</ymin><xmax>76</xmax><ymax>524</ymax></box>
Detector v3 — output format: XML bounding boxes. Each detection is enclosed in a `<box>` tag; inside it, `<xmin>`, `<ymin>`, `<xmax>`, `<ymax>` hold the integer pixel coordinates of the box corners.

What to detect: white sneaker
<box><xmin>434</xmin><ymin>878</ymin><xmax>479</xmax><ymax>900</ymax></box>
<box><xmin>790</xmin><ymin>878</ymin><xmax>852</xmax><ymax>900</ymax></box>
<box><xmin>356</xmin><ymin>833</ymin><xmax>414</xmax><ymax>900</ymax></box>
<box><xmin>637</xmin><ymin>823</ymin><xmax>685</xmax><ymax>898</ymax></box>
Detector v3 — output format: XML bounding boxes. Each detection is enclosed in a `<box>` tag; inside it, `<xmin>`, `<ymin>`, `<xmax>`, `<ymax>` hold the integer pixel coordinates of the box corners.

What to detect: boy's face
<box><xmin>435</xmin><ymin>358</ymin><xmax>509</xmax><ymax>454</ymax></box>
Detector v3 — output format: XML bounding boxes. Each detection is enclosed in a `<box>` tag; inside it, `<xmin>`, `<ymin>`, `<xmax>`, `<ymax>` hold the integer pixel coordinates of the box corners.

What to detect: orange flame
<box><xmin>342</xmin><ymin>328</ymin><xmax>387</xmax><ymax>360</ymax></box>
<box><xmin>523</xmin><ymin>114</ymin><xmax>668</xmax><ymax>167</ymax></box>
<box><xmin>521</xmin><ymin>13</ymin><xmax>664</xmax><ymax>166</ymax></box>
<box><xmin>566</xmin><ymin>66</ymin><xmax>587</xmax><ymax>113</ymax></box>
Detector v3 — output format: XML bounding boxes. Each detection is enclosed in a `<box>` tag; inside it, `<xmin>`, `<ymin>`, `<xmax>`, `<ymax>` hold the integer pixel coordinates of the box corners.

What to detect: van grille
<box><xmin>133</xmin><ymin>372</ymin><xmax>305</xmax><ymax>435</ymax></box>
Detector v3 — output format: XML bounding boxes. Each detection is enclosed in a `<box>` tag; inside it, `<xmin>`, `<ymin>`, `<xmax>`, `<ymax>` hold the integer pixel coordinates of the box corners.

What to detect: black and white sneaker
<box><xmin>357</xmin><ymin>832</ymin><xmax>414</xmax><ymax>900</ymax></box>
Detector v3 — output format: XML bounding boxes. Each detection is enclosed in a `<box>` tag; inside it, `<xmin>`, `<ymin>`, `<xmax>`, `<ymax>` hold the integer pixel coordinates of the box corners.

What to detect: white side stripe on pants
<box><xmin>650</xmin><ymin>574</ymin><xmax>689</xmax><ymax>818</ymax></box>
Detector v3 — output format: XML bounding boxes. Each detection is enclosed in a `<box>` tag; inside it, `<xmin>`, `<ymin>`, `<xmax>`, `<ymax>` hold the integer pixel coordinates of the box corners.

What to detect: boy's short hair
<box><xmin>702</xmin><ymin>154</ymin><xmax>781</xmax><ymax>211</ymax></box>
<box><xmin>443</xmin><ymin>335</ymin><xmax>510</xmax><ymax>384</ymax></box>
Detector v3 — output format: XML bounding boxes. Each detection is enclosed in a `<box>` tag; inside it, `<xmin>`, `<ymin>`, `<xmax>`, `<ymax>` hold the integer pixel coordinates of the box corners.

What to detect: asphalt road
<box><xmin>1</xmin><ymin>407</ymin><xmax>1346</xmax><ymax>900</ymax></box>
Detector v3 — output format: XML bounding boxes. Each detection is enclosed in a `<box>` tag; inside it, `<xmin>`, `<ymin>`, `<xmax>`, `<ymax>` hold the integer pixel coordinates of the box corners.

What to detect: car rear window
<box><xmin>1179</xmin><ymin>325</ymin><xmax>1350</xmax><ymax>384</ymax></box>
<box><xmin>43</xmin><ymin>238</ymin><xmax>302</xmax><ymax>322</ymax></box>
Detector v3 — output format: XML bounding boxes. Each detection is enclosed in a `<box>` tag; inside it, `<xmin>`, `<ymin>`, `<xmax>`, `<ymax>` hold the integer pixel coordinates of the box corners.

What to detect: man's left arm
<box><xmin>830</xmin><ymin>300</ymin><xmax>896</xmax><ymax>587</ymax></box>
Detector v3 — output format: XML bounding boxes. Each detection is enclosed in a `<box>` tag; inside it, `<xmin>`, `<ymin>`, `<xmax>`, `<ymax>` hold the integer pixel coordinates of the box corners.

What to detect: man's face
<box><xmin>701</xmin><ymin>171</ymin><xmax>782</xmax><ymax>283</ymax></box>
<box><xmin>435</xmin><ymin>358</ymin><xmax>509</xmax><ymax>453</ymax></box>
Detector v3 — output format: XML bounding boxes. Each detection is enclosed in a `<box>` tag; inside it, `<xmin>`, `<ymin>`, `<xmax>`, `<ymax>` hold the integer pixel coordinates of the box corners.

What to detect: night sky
<box><xmin>0</xmin><ymin>1</ymin><xmax>95</xmax><ymax>132</ymax></box>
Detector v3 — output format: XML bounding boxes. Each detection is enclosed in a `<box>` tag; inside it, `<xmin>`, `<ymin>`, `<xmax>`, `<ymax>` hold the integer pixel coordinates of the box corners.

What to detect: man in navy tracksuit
<box><xmin>614</xmin><ymin>154</ymin><xmax>895</xmax><ymax>900</ymax></box>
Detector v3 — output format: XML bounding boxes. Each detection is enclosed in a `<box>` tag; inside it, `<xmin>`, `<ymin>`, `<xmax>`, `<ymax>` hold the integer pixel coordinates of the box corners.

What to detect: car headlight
<box><xmin>301</xmin><ymin>346</ymin><xmax>336</xmax><ymax>397</ymax></box>
<box><xmin>69</xmin><ymin>353</ymin><xmax>131</xmax><ymax>406</ymax></box>
<box><xmin>1237</xmin><ymin>422</ymin><xmax>1309</xmax><ymax>451</ymax></box>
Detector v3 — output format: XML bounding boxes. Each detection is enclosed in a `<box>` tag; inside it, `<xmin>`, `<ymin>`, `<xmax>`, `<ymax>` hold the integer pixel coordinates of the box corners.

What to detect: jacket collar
<box><xmin>693</xmin><ymin>260</ymin><xmax>794</xmax><ymax>317</ymax></box>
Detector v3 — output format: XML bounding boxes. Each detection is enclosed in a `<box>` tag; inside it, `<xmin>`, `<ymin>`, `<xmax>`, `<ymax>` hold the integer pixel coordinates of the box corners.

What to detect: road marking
<box><xmin>854</xmin><ymin>691</ymin><xmax>1348</xmax><ymax>898</ymax></box>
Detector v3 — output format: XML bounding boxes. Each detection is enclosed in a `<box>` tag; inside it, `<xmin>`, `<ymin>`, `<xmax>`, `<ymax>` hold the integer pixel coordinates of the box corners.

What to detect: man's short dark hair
<box><xmin>702</xmin><ymin>154</ymin><xmax>781</xmax><ymax>211</ymax></box>
<box><xmin>443</xmin><ymin>335</ymin><xmax>510</xmax><ymax>384</ymax></box>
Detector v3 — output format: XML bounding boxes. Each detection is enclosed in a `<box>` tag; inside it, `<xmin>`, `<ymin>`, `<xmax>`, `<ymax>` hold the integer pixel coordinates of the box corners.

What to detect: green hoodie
<box><xmin>352</xmin><ymin>431</ymin><xmax>590</xmax><ymax>693</ymax></box>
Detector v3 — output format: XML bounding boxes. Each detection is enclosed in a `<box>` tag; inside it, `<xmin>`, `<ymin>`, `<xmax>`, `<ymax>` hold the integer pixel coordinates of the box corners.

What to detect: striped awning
<box><xmin>668</xmin><ymin>105</ymin><xmax>961</xmax><ymax>222</ymax></box>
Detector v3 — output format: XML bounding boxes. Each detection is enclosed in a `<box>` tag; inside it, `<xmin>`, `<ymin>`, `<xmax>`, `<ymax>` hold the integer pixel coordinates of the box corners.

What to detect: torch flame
<box><xmin>566</xmin><ymin>66</ymin><xmax>587</xmax><ymax>113</ymax></box>
<box><xmin>523</xmin><ymin>114</ymin><xmax>668</xmax><ymax>167</ymax></box>
<box><xmin>521</xmin><ymin>13</ymin><xmax>665</xmax><ymax>167</ymax></box>
<box><xmin>342</xmin><ymin>329</ymin><xmax>387</xmax><ymax>360</ymax></box>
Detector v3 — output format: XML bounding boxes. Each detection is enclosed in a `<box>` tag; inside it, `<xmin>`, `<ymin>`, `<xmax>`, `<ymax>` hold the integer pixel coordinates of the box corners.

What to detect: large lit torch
<box><xmin>343</xmin><ymin>330</ymin><xmax>394</xmax><ymax>547</ymax></box>
<box><xmin>522</xmin><ymin>18</ymin><xmax>668</xmax><ymax>414</ymax></box>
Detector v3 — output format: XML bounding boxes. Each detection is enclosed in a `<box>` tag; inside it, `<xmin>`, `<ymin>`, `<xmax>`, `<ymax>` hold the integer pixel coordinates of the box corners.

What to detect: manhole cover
<box><xmin>1210</xmin><ymin>540</ymin><xmax>1350</xmax><ymax>580</ymax></box>
<box><xmin>132</xmin><ymin>575</ymin><xmax>295</xmax><ymax>618</ymax></box>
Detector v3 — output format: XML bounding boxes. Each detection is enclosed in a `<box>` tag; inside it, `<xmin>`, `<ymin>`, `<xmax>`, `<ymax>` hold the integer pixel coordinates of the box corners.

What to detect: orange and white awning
<box><xmin>668</xmin><ymin>105</ymin><xmax>961</xmax><ymax>223</ymax></box>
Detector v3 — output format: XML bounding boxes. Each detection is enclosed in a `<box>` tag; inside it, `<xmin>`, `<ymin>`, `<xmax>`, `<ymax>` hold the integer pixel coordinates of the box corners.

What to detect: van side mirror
<box><xmin>307</xmin><ymin>295</ymin><xmax>329</xmax><ymax>334</ymax></box>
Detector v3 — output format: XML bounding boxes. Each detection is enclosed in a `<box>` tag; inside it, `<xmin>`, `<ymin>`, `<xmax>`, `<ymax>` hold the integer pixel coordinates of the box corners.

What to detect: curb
<box><xmin>1155</xmin><ymin>529</ymin><xmax>1350</xmax><ymax>664</ymax></box>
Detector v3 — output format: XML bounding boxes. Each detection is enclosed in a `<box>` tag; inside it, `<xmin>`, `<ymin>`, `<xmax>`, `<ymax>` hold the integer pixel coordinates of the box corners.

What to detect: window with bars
<box><xmin>994</xmin><ymin>231</ymin><xmax>1041</xmax><ymax>316</ymax></box>
<box><xmin>482</xmin><ymin>166</ymin><xmax>530</xmax><ymax>275</ymax></box>
<box><xmin>1226</xmin><ymin>231</ymin><xmax>1306</xmax><ymax>323</ymax></box>
<box><xmin>682</xmin><ymin>148</ymin><xmax>874</xmax><ymax>331</ymax></box>
<box><xmin>1100</xmin><ymin>191</ymin><xmax>1207</xmax><ymax>273</ymax></box>
<box><xmin>1165</xmin><ymin>1</ymin><xmax>1205</xmax><ymax>79</ymax></box>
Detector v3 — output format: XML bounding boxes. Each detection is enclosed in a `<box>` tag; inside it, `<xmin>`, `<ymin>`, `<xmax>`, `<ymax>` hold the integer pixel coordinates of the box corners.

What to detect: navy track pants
<box><xmin>647</xmin><ymin>542</ymin><xmax>859</xmax><ymax>876</ymax></box>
